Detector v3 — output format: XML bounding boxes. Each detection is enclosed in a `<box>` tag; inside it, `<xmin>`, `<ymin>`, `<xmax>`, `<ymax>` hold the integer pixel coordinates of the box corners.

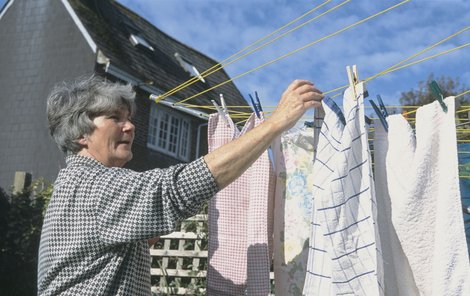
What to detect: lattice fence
<box><xmin>150</xmin><ymin>214</ymin><xmax>275</xmax><ymax>295</ymax></box>
<box><xmin>150</xmin><ymin>214</ymin><xmax>208</xmax><ymax>295</ymax></box>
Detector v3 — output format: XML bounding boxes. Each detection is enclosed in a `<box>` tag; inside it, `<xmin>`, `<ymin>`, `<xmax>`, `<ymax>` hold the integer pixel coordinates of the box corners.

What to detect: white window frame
<box><xmin>129</xmin><ymin>33</ymin><xmax>155</xmax><ymax>52</ymax></box>
<box><xmin>174</xmin><ymin>53</ymin><xmax>205</xmax><ymax>83</ymax></box>
<box><xmin>147</xmin><ymin>105</ymin><xmax>191</xmax><ymax>161</ymax></box>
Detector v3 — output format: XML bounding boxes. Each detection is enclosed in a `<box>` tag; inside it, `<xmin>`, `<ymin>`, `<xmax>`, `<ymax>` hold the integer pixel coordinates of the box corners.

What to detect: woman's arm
<box><xmin>204</xmin><ymin>80</ymin><xmax>323</xmax><ymax>189</ymax></box>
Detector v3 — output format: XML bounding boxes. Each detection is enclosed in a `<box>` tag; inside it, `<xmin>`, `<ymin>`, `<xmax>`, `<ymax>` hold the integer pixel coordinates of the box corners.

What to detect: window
<box><xmin>129</xmin><ymin>33</ymin><xmax>154</xmax><ymax>52</ymax></box>
<box><xmin>148</xmin><ymin>105</ymin><xmax>191</xmax><ymax>161</ymax></box>
<box><xmin>174</xmin><ymin>53</ymin><xmax>205</xmax><ymax>83</ymax></box>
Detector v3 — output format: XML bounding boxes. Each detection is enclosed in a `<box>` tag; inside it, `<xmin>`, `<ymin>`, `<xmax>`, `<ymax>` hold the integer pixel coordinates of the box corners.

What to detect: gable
<box><xmin>66</xmin><ymin>0</ymin><xmax>249</xmax><ymax>114</ymax></box>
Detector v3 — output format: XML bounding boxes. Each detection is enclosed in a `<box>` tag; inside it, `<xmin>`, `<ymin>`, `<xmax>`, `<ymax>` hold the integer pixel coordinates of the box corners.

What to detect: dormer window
<box><xmin>174</xmin><ymin>53</ymin><xmax>205</xmax><ymax>83</ymax></box>
<box><xmin>129</xmin><ymin>33</ymin><xmax>154</xmax><ymax>51</ymax></box>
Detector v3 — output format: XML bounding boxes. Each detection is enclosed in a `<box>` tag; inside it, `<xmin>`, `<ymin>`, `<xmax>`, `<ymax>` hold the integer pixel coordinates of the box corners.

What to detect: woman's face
<box><xmin>79</xmin><ymin>108</ymin><xmax>135</xmax><ymax>167</ymax></box>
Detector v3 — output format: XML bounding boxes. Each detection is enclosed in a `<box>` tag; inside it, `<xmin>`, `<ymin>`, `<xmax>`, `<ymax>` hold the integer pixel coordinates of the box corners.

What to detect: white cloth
<box><xmin>386</xmin><ymin>97</ymin><xmax>470</xmax><ymax>296</ymax></box>
<box><xmin>273</xmin><ymin>128</ymin><xmax>315</xmax><ymax>296</ymax></box>
<box><xmin>374</xmin><ymin>119</ymin><xmax>419</xmax><ymax>296</ymax></box>
<box><xmin>303</xmin><ymin>83</ymin><xmax>384</xmax><ymax>296</ymax></box>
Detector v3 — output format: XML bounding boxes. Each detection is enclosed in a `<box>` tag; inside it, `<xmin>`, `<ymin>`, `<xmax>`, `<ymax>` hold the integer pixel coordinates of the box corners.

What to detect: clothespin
<box><xmin>429</xmin><ymin>80</ymin><xmax>448</xmax><ymax>113</ymax></box>
<box><xmin>219</xmin><ymin>94</ymin><xmax>229</xmax><ymax>116</ymax></box>
<box><xmin>369</xmin><ymin>99</ymin><xmax>388</xmax><ymax>132</ymax></box>
<box><xmin>255</xmin><ymin>91</ymin><xmax>264</xmax><ymax>113</ymax></box>
<box><xmin>376</xmin><ymin>95</ymin><xmax>389</xmax><ymax>117</ymax></box>
<box><xmin>248</xmin><ymin>93</ymin><xmax>261</xmax><ymax>119</ymax></box>
<box><xmin>211</xmin><ymin>94</ymin><xmax>231</xmax><ymax>126</ymax></box>
<box><xmin>304</xmin><ymin>121</ymin><xmax>314</xmax><ymax>128</ymax></box>
<box><xmin>346</xmin><ymin>65</ymin><xmax>357</xmax><ymax>100</ymax></box>
<box><xmin>369</xmin><ymin>94</ymin><xmax>388</xmax><ymax>132</ymax></box>
<box><xmin>346</xmin><ymin>65</ymin><xmax>368</xmax><ymax>100</ymax></box>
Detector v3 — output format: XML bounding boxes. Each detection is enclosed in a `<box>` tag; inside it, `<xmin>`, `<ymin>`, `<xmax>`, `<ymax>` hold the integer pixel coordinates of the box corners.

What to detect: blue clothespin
<box><xmin>249</xmin><ymin>93</ymin><xmax>261</xmax><ymax>118</ymax></box>
<box><xmin>369</xmin><ymin>99</ymin><xmax>388</xmax><ymax>132</ymax></box>
<box><xmin>376</xmin><ymin>95</ymin><xmax>389</xmax><ymax>117</ymax></box>
<box><xmin>430</xmin><ymin>80</ymin><xmax>448</xmax><ymax>113</ymax></box>
<box><xmin>304</xmin><ymin>121</ymin><xmax>314</xmax><ymax>128</ymax></box>
<box><xmin>254</xmin><ymin>91</ymin><xmax>263</xmax><ymax>113</ymax></box>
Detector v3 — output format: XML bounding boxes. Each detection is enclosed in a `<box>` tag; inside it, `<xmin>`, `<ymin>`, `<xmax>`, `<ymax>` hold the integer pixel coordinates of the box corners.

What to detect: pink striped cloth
<box><xmin>206</xmin><ymin>113</ymin><xmax>275</xmax><ymax>296</ymax></box>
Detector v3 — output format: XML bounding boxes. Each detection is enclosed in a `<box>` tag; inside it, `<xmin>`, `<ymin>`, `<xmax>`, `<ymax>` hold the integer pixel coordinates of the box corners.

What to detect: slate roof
<box><xmin>68</xmin><ymin>0</ymin><xmax>249</xmax><ymax>113</ymax></box>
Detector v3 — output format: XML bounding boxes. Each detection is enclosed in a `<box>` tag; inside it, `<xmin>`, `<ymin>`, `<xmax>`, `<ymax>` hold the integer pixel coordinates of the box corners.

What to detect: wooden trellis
<box><xmin>150</xmin><ymin>214</ymin><xmax>208</xmax><ymax>295</ymax></box>
<box><xmin>149</xmin><ymin>214</ymin><xmax>276</xmax><ymax>295</ymax></box>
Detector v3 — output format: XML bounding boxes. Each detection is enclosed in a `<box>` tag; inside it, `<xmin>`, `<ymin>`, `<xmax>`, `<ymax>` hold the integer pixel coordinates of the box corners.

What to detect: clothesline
<box><xmin>148</xmin><ymin>2</ymin><xmax>467</xmax><ymax>126</ymax></box>
<box><xmin>229</xmin><ymin>92</ymin><xmax>470</xmax><ymax>124</ymax></box>
<box><xmin>176</xmin><ymin>39</ymin><xmax>469</xmax><ymax>115</ymax></box>
<box><xmin>154</xmin><ymin>0</ymin><xmax>347</xmax><ymax>102</ymax></box>
<box><xmin>167</xmin><ymin>0</ymin><xmax>411</xmax><ymax>105</ymax></box>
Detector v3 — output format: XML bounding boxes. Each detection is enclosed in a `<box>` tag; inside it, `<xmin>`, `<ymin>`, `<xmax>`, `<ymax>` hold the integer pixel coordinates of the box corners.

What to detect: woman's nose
<box><xmin>123</xmin><ymin>120</ymin><xmax>135</xmax><ymax>132</ymax></box>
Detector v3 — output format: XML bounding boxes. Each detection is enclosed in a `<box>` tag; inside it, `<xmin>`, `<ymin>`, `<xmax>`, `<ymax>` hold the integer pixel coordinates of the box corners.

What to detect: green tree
<box><xmin>399</xmin><ymin>74</ymin><xmax>469</xmax><ymax>139</ymax></box>
<box><xmin>0</xmin><ymin>179</ymin><xmax>52</xmax><ymax>296</ymax></box>
<box><xmin>399</xmin><ymin>74</ymin><xmax>468</xmax><ymax>107</ymax></box>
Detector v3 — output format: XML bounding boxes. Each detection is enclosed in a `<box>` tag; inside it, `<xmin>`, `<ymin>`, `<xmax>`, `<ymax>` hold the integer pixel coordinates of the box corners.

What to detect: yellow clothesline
<box><xmin>173</xmin><ymin>0</ymin><xmax>411</xmax><ymax>106</ymax></box>
<box><xmin>154</xmin><ymin>0</ymin><xmax>340</xmax><ymax>102</ymax></box>
<box><xmin>180</xmin><ymin>41</ymin><xmax>469</xmax><ymax>114</ymax></box>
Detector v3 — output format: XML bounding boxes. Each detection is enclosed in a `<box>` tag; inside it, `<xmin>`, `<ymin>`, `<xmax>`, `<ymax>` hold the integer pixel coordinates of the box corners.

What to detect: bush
<box><xmin>0</xmin><ymin>179</ymin><xmax>52</xmax><ymax>296</ymax></box>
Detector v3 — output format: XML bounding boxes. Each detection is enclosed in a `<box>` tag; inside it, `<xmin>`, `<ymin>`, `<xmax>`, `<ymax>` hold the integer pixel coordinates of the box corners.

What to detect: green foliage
<box><xmin>399</xmin><ymin>74</ymin><xmax>470</xmax><ymax>139</ymax></box>
<box><xmin>0</xmin><ymin>179</ymin><xmax>52</xmax><ymax>296</ymax></box>
<box><xmin>399</xmin><ymin>74</ymin><xmax>468</xmax><ymax>106</ymax></box>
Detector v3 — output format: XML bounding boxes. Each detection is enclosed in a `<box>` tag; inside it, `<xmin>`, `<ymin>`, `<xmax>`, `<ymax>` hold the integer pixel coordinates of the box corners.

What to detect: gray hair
<box><xmin>46</xmin><ymin>75</ymin><xmax>136</xmax><ymax>154</ymax></box>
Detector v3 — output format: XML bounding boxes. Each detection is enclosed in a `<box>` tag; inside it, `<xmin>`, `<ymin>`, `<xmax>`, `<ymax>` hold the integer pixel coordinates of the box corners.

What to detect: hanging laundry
<box><xmin>386</xmin><ymin>97</ymin><xmax>470</xmax><ymax>296</ymax></box>
<box><xmin>303</xmin><ymin>82</ymin><xmax>384</xmax><ymax>296</ymax></box>
<box><xmin>206</xmin><ymin>112</ymin><xmax>274</xmax><ymax>296</ymax></box>
<box><xmin>373</xmin><ymin>119</ymin><xmax>419</xmax><ymax>296</ymax></box>
<box><xmin>272</xmin><ymin>127</ymin><xmax>315</xmax><ymax>296</ymax></box>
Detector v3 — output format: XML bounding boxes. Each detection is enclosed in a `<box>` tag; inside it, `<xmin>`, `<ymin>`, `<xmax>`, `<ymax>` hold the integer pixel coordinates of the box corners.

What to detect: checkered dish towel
<box><xmin>303</xmin><ymin>83</ymin><xmax>384</xmax><ymax>296</ymax></box>
<box><xmin>207</xmin><ymin>112</ymin><xmax>275</xmax><ymax>296</ymax></box>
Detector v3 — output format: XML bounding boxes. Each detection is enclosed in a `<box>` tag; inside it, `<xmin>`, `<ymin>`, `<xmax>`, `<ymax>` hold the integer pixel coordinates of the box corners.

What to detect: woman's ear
<box><xmin>78</xmin><ymin>135</ymin><xmax>88</xmax><ymax>146</ymax></box>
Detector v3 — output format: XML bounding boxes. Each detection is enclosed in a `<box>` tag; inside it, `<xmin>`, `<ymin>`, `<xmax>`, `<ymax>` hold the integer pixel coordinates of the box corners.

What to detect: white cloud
<box><xmin>118</xmin><ymin>0</ymin><xmax>470</xmax><ymax>107</ymax></box>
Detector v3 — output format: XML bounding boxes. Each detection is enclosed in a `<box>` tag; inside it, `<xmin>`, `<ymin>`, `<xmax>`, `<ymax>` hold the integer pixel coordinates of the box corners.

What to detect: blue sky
<box><xmin>113</xmin><ymin>0</ymin><xmax>469</xmax><ymax>109</ymax></box>
<box><xmin>1</xmin><ymin>0</ymin><xmax>468</xmax><ymax>109</ymax></box>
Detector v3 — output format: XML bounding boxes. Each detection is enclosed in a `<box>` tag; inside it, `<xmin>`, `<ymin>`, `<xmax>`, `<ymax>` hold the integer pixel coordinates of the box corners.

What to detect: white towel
<box><xmin>386</xmin><ymin>97</ymin><xmax>470</xmax><ymax>296</ymax></box>
<box><xmin>374</xmin><ymin>119</ymin><xmax>419</xmax><ymax>296</ymax></box>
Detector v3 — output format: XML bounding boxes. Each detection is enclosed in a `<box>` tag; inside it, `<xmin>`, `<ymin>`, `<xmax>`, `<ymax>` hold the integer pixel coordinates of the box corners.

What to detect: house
<box><xmin>0</xmin><ymin>0</ymin><xmax>250</xmax><ymax>190</ymax></box>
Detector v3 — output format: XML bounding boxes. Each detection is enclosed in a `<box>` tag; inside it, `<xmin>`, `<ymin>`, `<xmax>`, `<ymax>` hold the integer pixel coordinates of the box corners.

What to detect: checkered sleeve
<box><xmin>94</xmin><ymin>157</ymin><xmax>218</xmax><ymax>244</ymax></box>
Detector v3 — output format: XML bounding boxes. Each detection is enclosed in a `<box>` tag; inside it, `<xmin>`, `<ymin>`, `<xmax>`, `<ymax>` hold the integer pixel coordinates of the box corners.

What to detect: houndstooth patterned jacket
<box><xmin>38</xmin><ymin>155</ymin><xmax>218</xmax><ymax>295</ymax></box>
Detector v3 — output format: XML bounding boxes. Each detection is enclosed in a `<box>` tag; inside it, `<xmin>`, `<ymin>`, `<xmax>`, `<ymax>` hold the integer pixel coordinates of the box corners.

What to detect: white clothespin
<box><xmin>211</xmin><ymin>94</ymin><xmax>231</xmax><ymax>126</ymax></box>
<box><xmin>219</xmin><ymin>94</ymin><xmax>229</xmax><ymax>117</ymax></box>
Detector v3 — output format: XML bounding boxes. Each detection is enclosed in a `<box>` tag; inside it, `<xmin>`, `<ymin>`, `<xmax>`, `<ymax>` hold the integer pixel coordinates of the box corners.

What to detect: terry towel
<box><xmin>374</xmin><ymin>118</ymin><xmax>419</xmax><ymax>296</ymax></box>
<box><xmin>386</xmin><ymin>97</ymin><xmax>470</xmax><ymax>296</ymax></box>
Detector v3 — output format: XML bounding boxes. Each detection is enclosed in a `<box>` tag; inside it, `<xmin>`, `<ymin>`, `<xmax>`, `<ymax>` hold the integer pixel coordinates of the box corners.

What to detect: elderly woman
<box><xmin>37</xmin><ymin>75</ymin><xmax>323</xmax><ymax>295</ymax></box>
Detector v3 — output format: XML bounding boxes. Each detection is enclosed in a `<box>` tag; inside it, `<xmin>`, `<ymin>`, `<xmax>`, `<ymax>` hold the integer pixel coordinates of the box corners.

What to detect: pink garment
<box><xmin>207</xmin><ymin>113</ymin><xmax>275</xmax><ymax>296</ymax></box>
